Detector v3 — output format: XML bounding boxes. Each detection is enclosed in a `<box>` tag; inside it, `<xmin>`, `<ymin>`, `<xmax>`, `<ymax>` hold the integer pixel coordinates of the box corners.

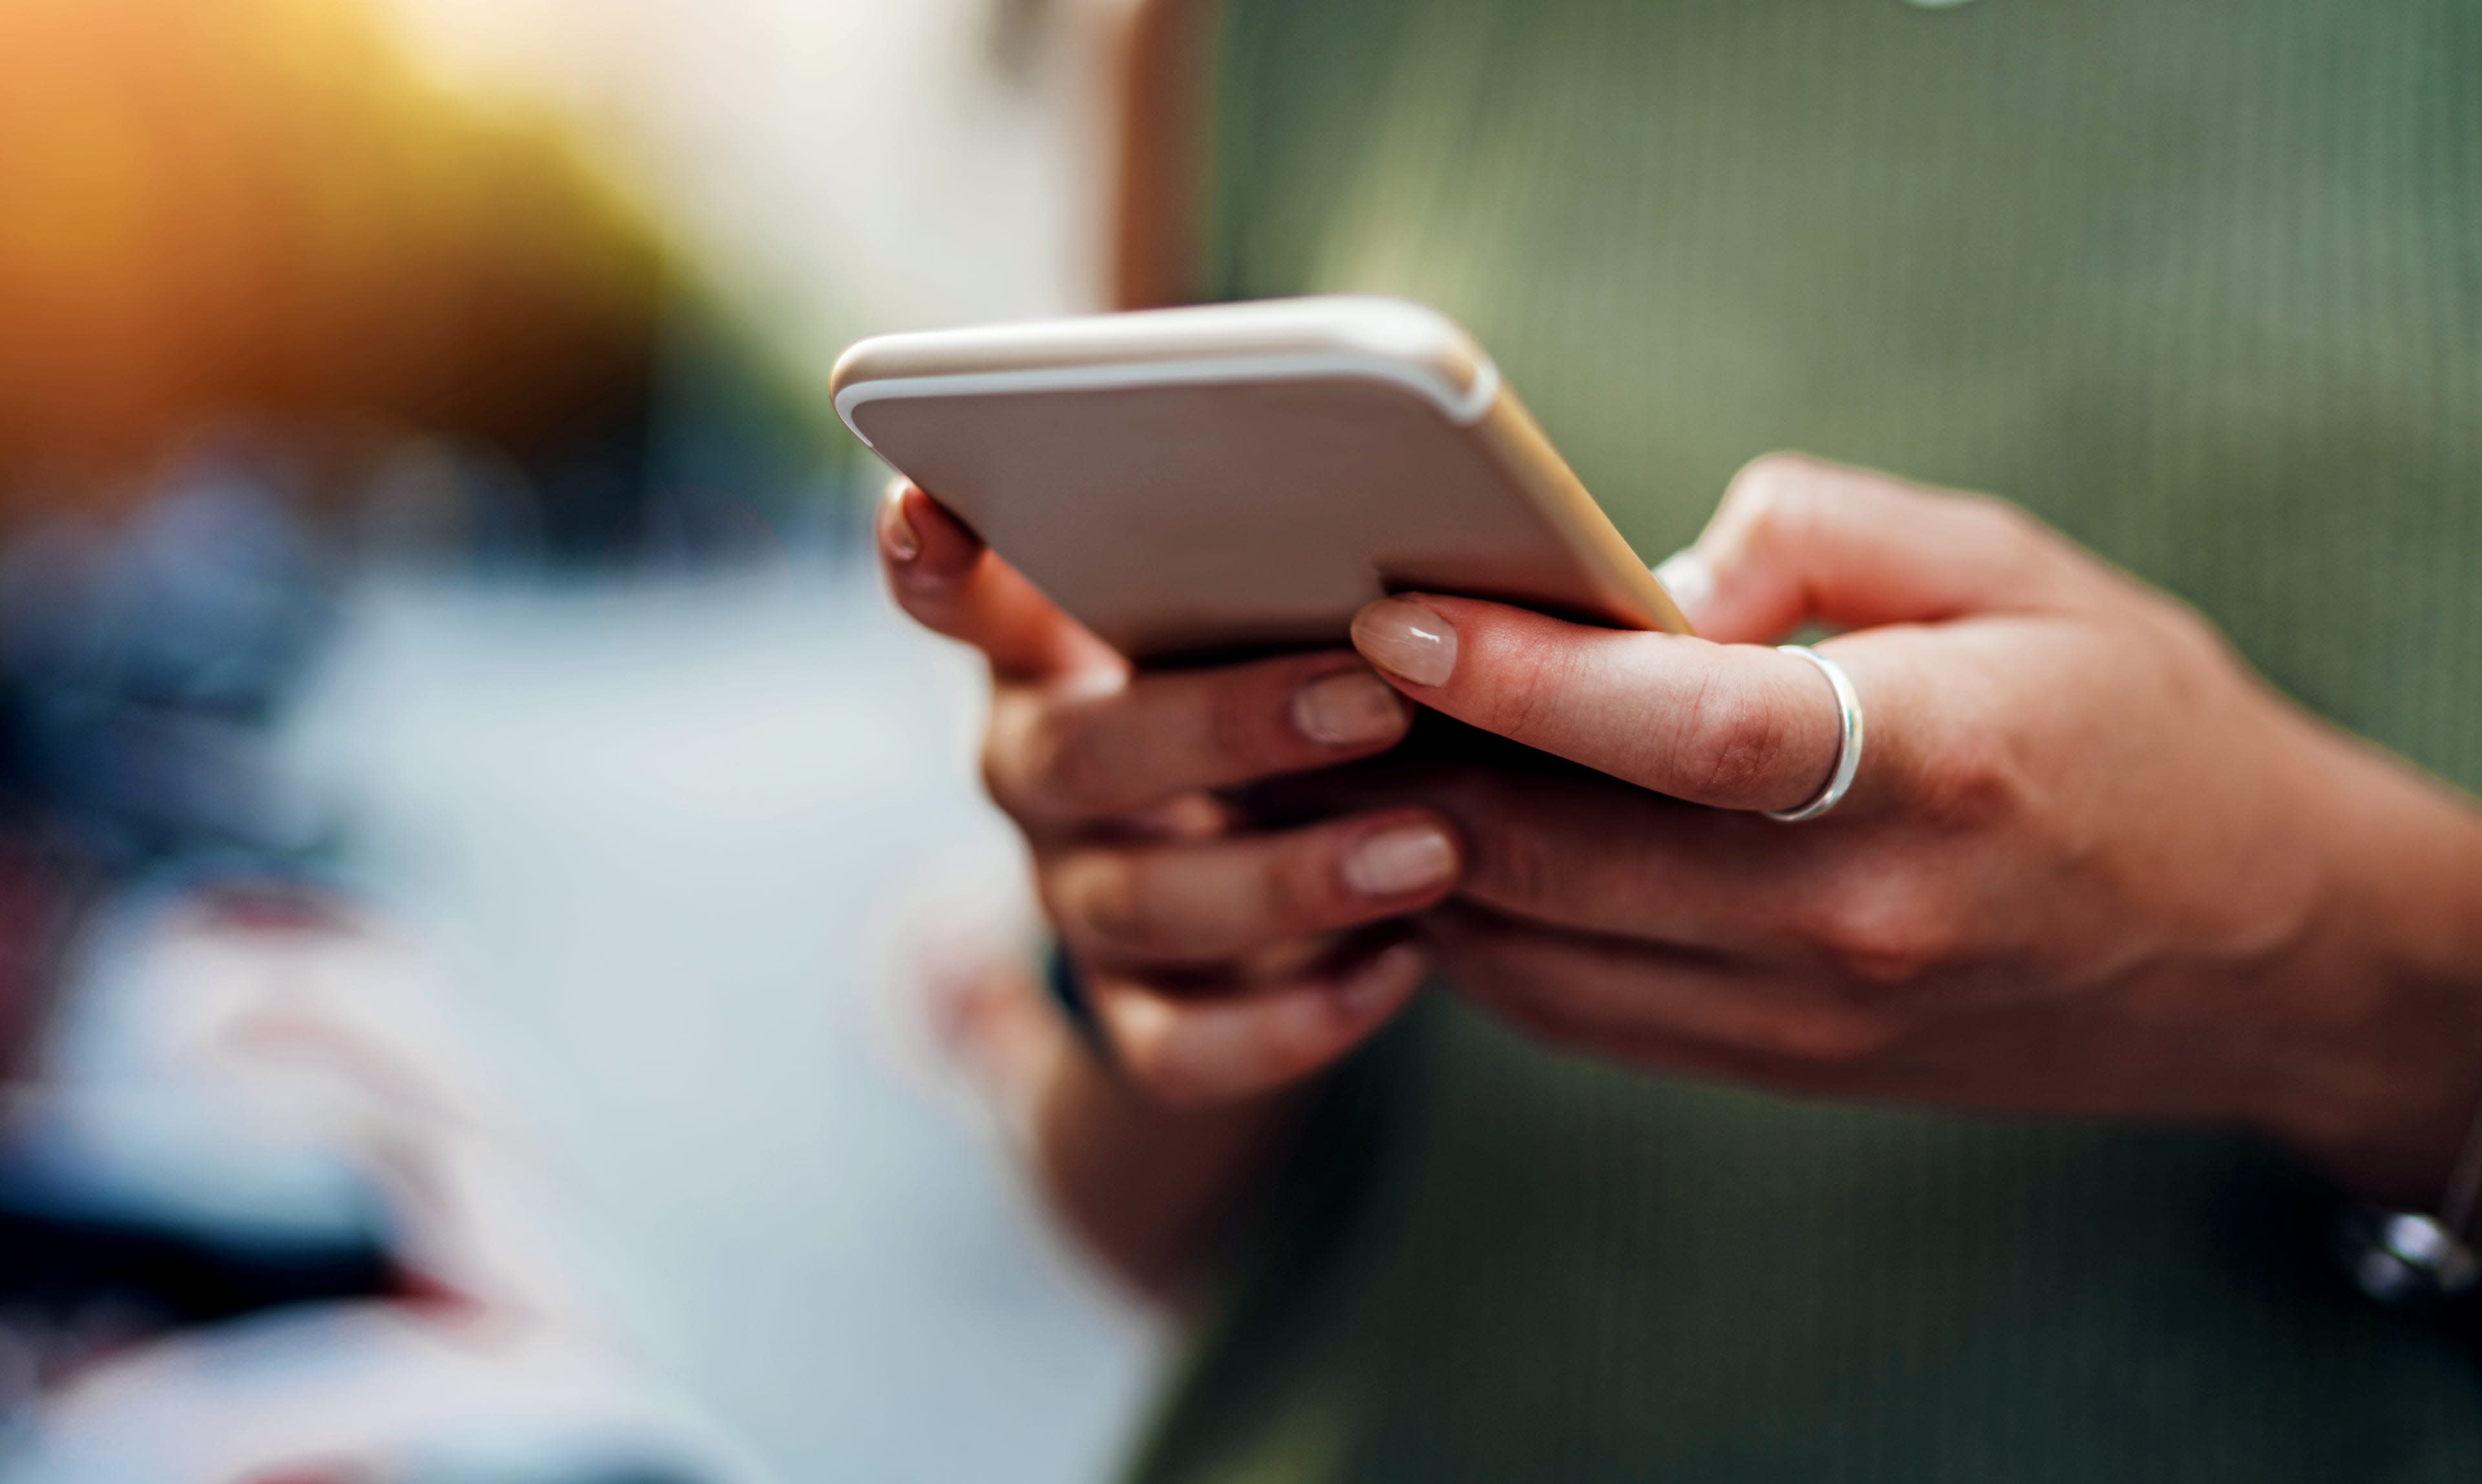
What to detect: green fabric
<box><xmin>1131</xmin><ymin>2</ymin><xmax>2482</xmax><ymax>1480</ymax></box>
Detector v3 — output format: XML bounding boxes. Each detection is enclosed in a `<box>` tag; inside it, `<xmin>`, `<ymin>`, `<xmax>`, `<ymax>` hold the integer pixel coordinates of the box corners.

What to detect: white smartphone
<box><xmin>832</xmin><ymin>295</ymin><xmax>1688</xmax><ymax>662</ymax></box>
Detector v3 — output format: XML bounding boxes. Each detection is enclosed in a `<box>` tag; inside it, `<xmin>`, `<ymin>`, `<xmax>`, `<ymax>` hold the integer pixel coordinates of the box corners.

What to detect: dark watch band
<box><xmin>1042</xmin><ymin>938</ymin><xmax>1111</xmax><ymax>1057</ymax></box>
<box><xmin>2340</xmin><ymin>1205</ymin><xmax>2479</xmax><ymax>1306</ymax></box>
<box><xmin>2338</xmin><ymin>1093</ymin><xmax>2482</xmax><ymax>1308</ymax></box>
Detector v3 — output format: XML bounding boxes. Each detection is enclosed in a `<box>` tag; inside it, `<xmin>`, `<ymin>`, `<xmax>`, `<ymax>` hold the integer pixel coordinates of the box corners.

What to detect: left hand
<box><xmin>1324</xmin><ymin>454</ymin><xmax>2482</xmax><ymax>1208</ymax></box>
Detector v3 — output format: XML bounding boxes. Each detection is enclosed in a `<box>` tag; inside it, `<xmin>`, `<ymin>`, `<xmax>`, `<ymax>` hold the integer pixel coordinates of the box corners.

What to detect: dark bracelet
<box><xmin>1042</xmin><ymin>938</ymin><xmax>1112</xmax><ymax>1058</ymax></box>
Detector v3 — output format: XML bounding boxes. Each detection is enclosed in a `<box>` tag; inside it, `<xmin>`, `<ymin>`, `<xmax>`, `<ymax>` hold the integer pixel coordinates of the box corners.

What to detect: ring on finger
<box><xmin>1763</xmin><ymin>644</ymin><xmax>1865</xmax><ymax>824</ymax></box>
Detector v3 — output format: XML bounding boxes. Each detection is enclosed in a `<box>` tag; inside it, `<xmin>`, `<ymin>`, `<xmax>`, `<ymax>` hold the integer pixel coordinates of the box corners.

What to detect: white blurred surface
<box><xmin>17</xmin><ymin>1306</ymin><xmax>769</xmax><ymax>1484</ymax></box>
<box><xmin>377</xmin><ymin>0</ymin><xmax>1116</xmax><ymax>375</ymax></box>
<box><xmin>271</xmin><ymin>7</ymin><xmax>1160</xmax><ymax>1475</ymax></box>
<box><xmin>279</xmin><ymin>558</ymin><xmax>1161</xmax><ymax>1483</ymax></box>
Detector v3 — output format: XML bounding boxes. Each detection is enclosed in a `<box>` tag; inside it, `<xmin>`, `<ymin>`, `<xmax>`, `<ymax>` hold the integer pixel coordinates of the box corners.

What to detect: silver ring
<box><xmin>1763</xmin><ymin>645</ymin><xmax>1865</xmax><ymax>823</ymax></box>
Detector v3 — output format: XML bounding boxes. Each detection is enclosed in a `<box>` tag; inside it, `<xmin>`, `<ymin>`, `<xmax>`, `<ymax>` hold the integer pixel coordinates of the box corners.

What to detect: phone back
<box><xmin>832</xmin><ymin>297</ymin><xmax>1686</xmax><ymax>661</ymax></box>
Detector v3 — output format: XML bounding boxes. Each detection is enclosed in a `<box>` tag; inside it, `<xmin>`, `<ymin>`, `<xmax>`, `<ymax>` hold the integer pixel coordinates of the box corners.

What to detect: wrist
<box><xmin>1032</xmin><ymin>1040</ymin><xmax>1315</xmax><ymax>1302</ymax></box>
<box><xmin>2265</xmin><ymin>728</ymin><xmax>2482</xmax><ymax>1222</ymax></box>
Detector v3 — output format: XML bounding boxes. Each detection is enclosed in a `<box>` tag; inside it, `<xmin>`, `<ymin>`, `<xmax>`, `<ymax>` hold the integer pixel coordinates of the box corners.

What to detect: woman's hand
<box><xmin>878</xmin><ymin>482</ymin><xmax>1457</xmax><ymax>1293</ymax></box>
<box><xmin>880</xmin><ymin>482</ymin><xmax>1455</xmax><ymax>1104</ymax></box>
<box><xmin>1337</xmin><ymin>455</ymin><xmax>2482</xmax><ymax>1209</ymax></box>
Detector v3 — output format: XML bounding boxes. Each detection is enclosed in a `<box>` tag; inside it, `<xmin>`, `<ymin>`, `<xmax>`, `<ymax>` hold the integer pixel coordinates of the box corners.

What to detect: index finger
<box><xmin>880</xmin><ymin>482</ymin><xmax>1120</xmax><ymax>684</ymax></box>
<box><xmin>1348</xmin><ymin>593</ymin><xmax>1851</xmax><ymax>814</ymax></box>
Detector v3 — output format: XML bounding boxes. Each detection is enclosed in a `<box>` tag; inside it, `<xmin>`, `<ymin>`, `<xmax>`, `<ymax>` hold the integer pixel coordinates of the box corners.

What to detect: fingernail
<box><xmin>1351</xmin><ymin>599</ymin><xmax>1458</xmax><ymax>688</ymax></box>
<box><xmin>1335</xmin><ymin>942</ymin><xmax>1425</xmax><ymax>1017</ymax></box>
<box><xmin>1653</xmin><ymin>548</ymin><xmax>1714</xmax><ymax>621</ymax></box>
<box><xmin>1340</xmin><ymin>823</ymin><xmax>1457</xmax><ymax>898</ymax></box>
<box><xmin>1291</xmin><ymin>668</ymin><xmax>1408</xmax><ymax>747</ymax></box>
<box><xmin>880</xmin><ymin>485</ymin><xmax>922</xmax><ymax>563</ymax></box>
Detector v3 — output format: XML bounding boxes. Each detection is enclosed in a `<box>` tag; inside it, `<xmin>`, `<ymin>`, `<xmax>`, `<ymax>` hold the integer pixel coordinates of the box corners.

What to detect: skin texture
<box><xmin>882</xmin><ymin>453</ymin><xmax>2482</xmax><ymax>1299</ymax></box>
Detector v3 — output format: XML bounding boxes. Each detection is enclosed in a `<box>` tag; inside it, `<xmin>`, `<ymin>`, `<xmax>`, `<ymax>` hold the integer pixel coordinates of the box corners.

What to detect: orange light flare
<box><xmin>0</xmin><ymin>0</ymin><xmax>665</xmax><ymax>519</ymax></box>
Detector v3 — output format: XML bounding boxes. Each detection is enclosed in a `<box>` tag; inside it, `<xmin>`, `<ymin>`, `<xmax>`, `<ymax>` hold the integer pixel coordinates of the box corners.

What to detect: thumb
<box><xmin>1656</xmin><ymin>453</ymin><xmax>2095</xmax><ymax>644</ymax></box>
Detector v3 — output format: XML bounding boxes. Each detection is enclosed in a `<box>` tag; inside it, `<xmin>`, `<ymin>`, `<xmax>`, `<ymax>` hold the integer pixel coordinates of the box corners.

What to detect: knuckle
<box><xmin>1728</xmin><ymin>453</ymin><xmax>1973</xmax><ymax>562</ymax></box>
<box><xmin>1723</xmin><ymin>451</ymin><xmax>1822</xmax><ymax>517</ymax></box>
<box><xmin>982</xmin><ymin>694</ymin><xmax>1119</xmax><ymax>820</ymax></box>
<box><xmin>1800</xmin><ymin>878</ymin><xmax>1964</xmax><ymax>989</ymax></box>
<box><xmin>977</xmin><ymin>729</ymin><xmax>1037</xmax><ymax>819</ymax></box>
<box><xmin>1677</xmin><ymin>670</ymin><xmax>1803</xmax><ymax>803</ymax></box>
<box><xmin>1906</xmin><ymin>723</ymin><xmax>2021</xmax><ymax>832</ymax></box>
<box><xmin>977</xmin><ymin>697</ymin><xmax>1037</xmax><ymax>811</ymax></box>
<box><xmin>1106</xmin><ymin>989</ymin><xmax>1313</xmax><ymax>1110</ymax></box>
<box><xmin>1722</xmin><ymin>452</ymin><xmax>1834</xmax><ymax>541</ymax></box>
<box><xmin>1061</xmin><ymin>857</ymin><xmax>1163</xmax><ymax>952</ymax></box>
<box><xmin>1103</xmin><ymin>1006</ymin><xmax>1214</xmax><ymax>1108</ymax></box>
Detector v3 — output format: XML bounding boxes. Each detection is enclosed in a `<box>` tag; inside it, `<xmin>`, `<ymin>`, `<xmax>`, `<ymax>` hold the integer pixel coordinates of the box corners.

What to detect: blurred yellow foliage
<box><xmin>0</xmin><ymin>0</ymin><xmax>666</xmax><ymax>507</ymax></box>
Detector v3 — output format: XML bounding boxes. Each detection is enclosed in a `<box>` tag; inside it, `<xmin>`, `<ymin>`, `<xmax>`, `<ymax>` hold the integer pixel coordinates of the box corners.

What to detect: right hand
<box><xmin>879</xmin><ymin>482</ymin><xmax>1459</xmax><ymax>1108</ymax></box>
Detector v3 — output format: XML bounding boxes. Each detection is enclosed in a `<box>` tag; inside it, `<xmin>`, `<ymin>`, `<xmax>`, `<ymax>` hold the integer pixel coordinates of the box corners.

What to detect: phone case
<box><xmin>832</xmin><ymin>295</ymin><xmax>1688</xmax><ymax>661</ymax></box>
